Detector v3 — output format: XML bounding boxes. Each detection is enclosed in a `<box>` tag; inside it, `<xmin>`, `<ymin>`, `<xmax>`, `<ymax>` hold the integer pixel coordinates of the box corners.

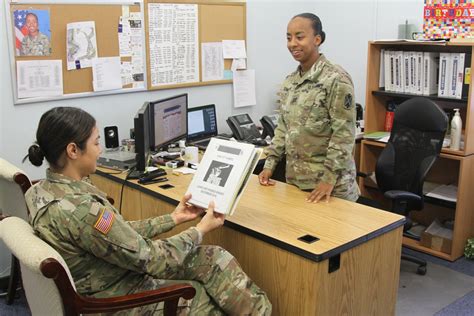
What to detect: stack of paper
<box><xmin>425</xmin><ymin>184</ymin><xmax>457</xmax><ymax>203</ymax></box>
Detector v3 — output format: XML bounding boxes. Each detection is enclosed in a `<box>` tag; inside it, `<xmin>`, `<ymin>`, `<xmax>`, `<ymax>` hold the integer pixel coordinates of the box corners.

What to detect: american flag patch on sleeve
<box><xmin>94</xmin><ymin>208</ymin><xmax>115</xmax><ymax>234</ymax></box>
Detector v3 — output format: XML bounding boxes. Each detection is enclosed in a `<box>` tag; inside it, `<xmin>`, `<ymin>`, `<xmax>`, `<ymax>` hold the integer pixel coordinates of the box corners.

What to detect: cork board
<box><xmin>8</xmin><ymin>1</ymin><xmax>143</xmax><ymax>103</ymax></box>
<box><xmin>144</xmin><ymin>0</ymin><xmax>246</xmax><ymax>90</ymax></box>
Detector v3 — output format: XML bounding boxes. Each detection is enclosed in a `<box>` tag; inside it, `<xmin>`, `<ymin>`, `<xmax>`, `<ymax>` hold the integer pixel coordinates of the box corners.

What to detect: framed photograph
<box><xmin>13</xmin><ymin>9</ymin><xmax>51</xmax><ymax>56</ymax></box>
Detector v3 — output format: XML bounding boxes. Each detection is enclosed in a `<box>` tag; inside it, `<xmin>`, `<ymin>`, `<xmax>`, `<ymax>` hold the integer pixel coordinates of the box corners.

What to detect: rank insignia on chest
<box><xmin>344</xmin><ymin>94</ymin><xmax>353</xmax><ymax>109</ymax></box>
<box><xmin>94</xmin><ymin>208</ymin><xmax>115</xmax><ymax>234</ymax></box>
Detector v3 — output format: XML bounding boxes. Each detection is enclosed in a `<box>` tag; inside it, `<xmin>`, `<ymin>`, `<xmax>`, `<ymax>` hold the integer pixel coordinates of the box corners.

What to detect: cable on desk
<box><xmin>118</xmin><ymin>167</ymin><xmax>134</xmax><ymax>215</ymax></box>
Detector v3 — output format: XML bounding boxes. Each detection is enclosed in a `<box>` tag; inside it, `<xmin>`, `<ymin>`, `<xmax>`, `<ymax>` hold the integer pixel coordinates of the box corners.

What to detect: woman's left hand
<box><xmin>306</xmin><ymin>182</ymin><xmax>334</xmax><ymax>203</ymax></box>
<box><xmin>171</xmin><ymin>193</ymin><xmax>205</xmax><ymax>225</ymax></box>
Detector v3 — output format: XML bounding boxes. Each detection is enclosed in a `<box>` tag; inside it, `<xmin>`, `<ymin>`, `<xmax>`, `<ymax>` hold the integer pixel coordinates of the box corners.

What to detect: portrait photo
<box><xmin>14</xmin><ymin>9</ymin><xmax>51</xmax><ymax>56</ymax></box>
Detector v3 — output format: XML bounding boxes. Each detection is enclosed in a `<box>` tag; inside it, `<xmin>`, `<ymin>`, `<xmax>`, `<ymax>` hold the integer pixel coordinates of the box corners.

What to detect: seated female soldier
<box><xmin>25</xmin><ymin>106</ymin><xmax>271</xmax><ymax>315</ymax></box>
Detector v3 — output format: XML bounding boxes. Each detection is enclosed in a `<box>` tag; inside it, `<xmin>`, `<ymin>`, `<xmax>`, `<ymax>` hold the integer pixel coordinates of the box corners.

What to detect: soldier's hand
<box><xmin>171</xmin><ymin>193</ymin><xmax>205</xmax><ymax>225</ymax></box>
<box><xmin>258</xmin><ymin>169</ymin><xmax>276</xmax><ymax>186</ymax></box>
<box><xmin>196</xmin><ymin>201</ymin><xmax>225</xmax><ymax>235</ymax></box>
<box><xmin>306</xmin><ymin>182</ymin><xmax>334</xmax><ymax>203</ymax></box>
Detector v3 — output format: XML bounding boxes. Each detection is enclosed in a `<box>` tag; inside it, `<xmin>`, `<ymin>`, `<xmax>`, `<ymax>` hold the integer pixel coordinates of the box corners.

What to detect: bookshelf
<box><xmin>360</xmin><ymin>41</ymin><xmax>474</xmax><ymax>261</ymax></box>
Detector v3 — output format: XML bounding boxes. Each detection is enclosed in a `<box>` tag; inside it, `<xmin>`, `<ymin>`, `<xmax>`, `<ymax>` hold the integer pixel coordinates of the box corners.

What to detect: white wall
<box><xmin>0</xmin><ymin>0</ymin><xmax>424</xmax><ymax>181</ymax></box>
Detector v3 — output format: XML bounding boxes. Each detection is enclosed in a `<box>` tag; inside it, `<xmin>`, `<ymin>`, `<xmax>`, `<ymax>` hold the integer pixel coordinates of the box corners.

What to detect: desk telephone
<box><xmin>227</xmin><ymin>114</ymin><xmax>261</xmax><ymax>140</ymax></box>
<box><xmin>260</xmin><ymin>114</ymin><xmax>279</xmax><ymax>139</ymax></box>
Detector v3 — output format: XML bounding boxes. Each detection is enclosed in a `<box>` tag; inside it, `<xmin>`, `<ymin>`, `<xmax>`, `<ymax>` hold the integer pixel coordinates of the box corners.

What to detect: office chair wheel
<box><xmin>417</xmin><ymin>265</ymin><xmax>427</xmax><ymax>275</ymax></box>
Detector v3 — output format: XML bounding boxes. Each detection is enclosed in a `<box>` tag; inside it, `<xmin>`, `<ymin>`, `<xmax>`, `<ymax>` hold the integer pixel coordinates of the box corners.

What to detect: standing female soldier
<box><xmin>259</xmin><ymin>13</ymin><xmax>359</xmax><ymax>203</ymax></box>
<box><xmin>25</xmin><ymin>107</ymin><xmax>271</xmax><ymax>315</ymax></box>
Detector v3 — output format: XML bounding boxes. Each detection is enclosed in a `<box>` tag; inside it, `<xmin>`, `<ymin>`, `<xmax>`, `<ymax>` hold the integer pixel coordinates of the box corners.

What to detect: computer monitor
<box><xmin>187</xmin><ymin>104</ymin><xmax>218</xmax><ymax>143</ymax></box>
<box><xmin>150</xmin><ymin>94</ymin><xmax>188</xmax><ymax>150</ymax></box>
<box><xmin>134</xmin><ymin>102</ymin><xmax>152</xmax><ymax>173</ymax></box>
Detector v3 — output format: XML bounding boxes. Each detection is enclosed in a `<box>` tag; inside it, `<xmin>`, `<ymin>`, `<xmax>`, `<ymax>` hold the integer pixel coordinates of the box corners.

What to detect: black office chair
<box><xmin>365</xmin><ymin>97</ymin><xmax>448</xmax><ymax>275</ymax></box>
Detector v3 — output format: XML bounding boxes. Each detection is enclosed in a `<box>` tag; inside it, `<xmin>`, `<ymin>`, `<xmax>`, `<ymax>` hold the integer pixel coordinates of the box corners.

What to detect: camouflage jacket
<box><xmin>25</xmin><ymin>169</ymin><xmax>202</xmax><ymax>297</ymax></box>
<box><xmin>20</xmin><ymin>32</ymin><xmax>51</xmax><ymax>56</ymax></box>
<box><xmin>264</xmin><ymin>54</ymin><xmax>358</xmax><ymax>199</ymax></box>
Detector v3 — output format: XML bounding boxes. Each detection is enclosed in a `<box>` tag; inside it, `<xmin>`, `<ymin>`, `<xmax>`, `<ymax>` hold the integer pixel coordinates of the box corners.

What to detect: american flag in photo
<box><xmin>14</xmin><ymin>10</ymin><xmax>29</xmax><ymax>55</ymax></box>
<box><xmin>94</xmin><ymin>208</ymin><xmax>115</xmax><ymax>234</ymax></box>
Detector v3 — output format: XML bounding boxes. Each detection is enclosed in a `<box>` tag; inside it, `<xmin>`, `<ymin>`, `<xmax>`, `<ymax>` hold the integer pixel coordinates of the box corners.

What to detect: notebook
<box><xmin>187</xmin><ymin>104</ymin><xmax>218</xmax><ymax>149</ymax></box>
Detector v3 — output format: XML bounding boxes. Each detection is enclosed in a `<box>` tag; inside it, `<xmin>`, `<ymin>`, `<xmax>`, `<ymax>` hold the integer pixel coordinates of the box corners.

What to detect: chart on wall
<box><xmin>148</xmin><ymin>3</ymin><xmax>199</xmax><ymax>87</ymax></box>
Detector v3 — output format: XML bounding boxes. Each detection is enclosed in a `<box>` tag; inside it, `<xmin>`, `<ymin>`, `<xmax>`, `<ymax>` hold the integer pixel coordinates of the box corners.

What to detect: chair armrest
<box><xmin>79</xmin><ymin>283</ymin><xmax>196</xmax><ymax>314</ymax></box>
<box><xmin>384</xmin><ymin>190</ymin><xmax>423</xmax><ymax>216</ymax></box>
<box><xmin>384</xmin><ymin>190</ymin><xmax>422</xmax><ymax>203</ymax></box>
<box><xmin>40</xmin><ymin>258</ymin><xmax>196</xmax><ymax>315</ymax></box>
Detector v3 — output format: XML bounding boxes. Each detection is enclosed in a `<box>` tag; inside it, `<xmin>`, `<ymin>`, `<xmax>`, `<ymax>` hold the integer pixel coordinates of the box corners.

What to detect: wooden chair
<box><xmin>0</xmin><ymin>158</ymin><xmax>33</xmax><ymax>304</ymax></box>
<box><xmin>0</xmin><ymin>216</ymin><xmax>196</xmax><ymax>315</ymax></box>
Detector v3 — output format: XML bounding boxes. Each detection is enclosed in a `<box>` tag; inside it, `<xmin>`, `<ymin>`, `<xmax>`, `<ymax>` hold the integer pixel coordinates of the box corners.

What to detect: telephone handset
<box><xmin>260</xmin><ymin>114</ymin><xmax>279</xmax><ymax>139</ymax></box>
<box><xmin>226</xmin><ymin>114</ymin><xmax>261</xmax><ymax>141</ymax></box>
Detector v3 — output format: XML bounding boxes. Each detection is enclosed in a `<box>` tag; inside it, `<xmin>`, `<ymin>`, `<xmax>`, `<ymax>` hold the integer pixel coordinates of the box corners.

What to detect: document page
<box><xmin>17</xmin><ymin>60</ymin><xmax>63</xmax><ymax>98</ymax></box>
<box><xmin>148</xmin><ymin>3</ymin><xmax>199</xmax><ymax>87</ymax></box>
<box><xmin>222</xmin><ymin>40</ymin><xmax>247</xmax><ymax>59</ymax></box>
<box><xmin>92</xmin><ymin>57</ymin><xmax>122</xmax><ymax>91</ymax></box>
<box><xmin>201</xmin><ymin>42</ymin><xmax>224</xmax><ymax>81</ymax></box>
<box><xmin>232</xmin><ymin>69</ymin><xmax>256</xmax><ymax>107</ymax></box>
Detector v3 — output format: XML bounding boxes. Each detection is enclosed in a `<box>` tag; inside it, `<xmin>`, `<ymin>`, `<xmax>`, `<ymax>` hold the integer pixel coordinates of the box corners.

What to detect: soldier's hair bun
<box><xmin>320</xmin><ymin>31</ymin><xmax>326</xmax><ymax>45</ymax></box>
<box><xmin>293</xmin><ymin>13</ymin><xmax>325</xmax><ymax>45</ymax></box>
<box><xmin>28</xmin><ymin>144</ymin><xmax>45</xmax><ymax>166</ymax></box>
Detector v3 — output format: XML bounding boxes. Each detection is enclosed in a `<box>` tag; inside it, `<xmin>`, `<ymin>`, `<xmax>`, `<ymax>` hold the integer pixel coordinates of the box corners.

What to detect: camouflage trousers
<box><xmin>106</xmin><ymin>245</ymin><xmax>271</xmax><ymax>315</ymax></box>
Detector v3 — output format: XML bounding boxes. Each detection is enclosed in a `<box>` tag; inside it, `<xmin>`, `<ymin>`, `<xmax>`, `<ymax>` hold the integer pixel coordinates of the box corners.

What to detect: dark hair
<box><xmin>25</xmin><ymin>107</ymin><xmax>96</xmax><ymax>168</ymax></box>
<box><xmin>25</xmin><ymin>12</ymin><xmax>39</xmax><ymax>23</ymax></box>
<box><xmin>293</xmin><ymin>13</ymin><xmax>326</xmax><ymax>44</ymax></box>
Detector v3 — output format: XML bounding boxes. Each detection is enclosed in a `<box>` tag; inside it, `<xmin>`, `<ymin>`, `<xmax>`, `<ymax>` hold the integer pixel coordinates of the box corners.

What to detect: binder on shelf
<box><xmin>438</xmin><ymin>53</ymin><xmax>452</xmax><ymax>98</ymax></box>
<box><xmin>415</xmin><ymin>52</ymin><xmax>424</xmax><ymax>95</ymax></box>
<box><xmin>379</xmin><ymin>49</ymin><xmax>385</xmax><ymax>89</ymax></box>
<box><xmin>409</xmin><ymin>52</ymin><xmax>416</xmax><ymax>94</ymax></box>
<box><xmin>384</xmin><ymin>50</ymin><xmax>394</xmax><ymax>92</ymax></box>
<box><xmin>402</xmin><ymin>51</ymin><xmax>410</xmax><ymax>93</ymax></box>
<box><xmin>394</xmin><ymin>51</ymin><xmax>403</xmax><ymax>92</ymax></box>
<box><xmin>449</xmin><ymin>53</ymin><xmax>465</xmax><ymax>99</ymax></box>
<box><xmin>423</xmin><ymin>52</ymin><xmax>439</xmax><ymax>96</ymax></box>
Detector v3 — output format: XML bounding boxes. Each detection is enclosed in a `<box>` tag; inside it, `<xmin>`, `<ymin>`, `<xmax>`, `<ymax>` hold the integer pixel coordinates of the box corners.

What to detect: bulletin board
<box><xmin>6</xmin><ymin>0</ymin><xmax>146</xmax><ymax>104</ymax></box>
<box><xmin>144</xmin><ymin>0</ymin><xmax>246</xmax><ymax>90</ymax></box>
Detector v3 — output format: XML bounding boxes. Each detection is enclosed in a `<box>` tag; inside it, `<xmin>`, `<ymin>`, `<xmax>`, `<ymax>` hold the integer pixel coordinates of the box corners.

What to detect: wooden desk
<box><xmin>91</xmin><ymin>168</ymin><xmax>404</xmax><ymax>315</ymax></box>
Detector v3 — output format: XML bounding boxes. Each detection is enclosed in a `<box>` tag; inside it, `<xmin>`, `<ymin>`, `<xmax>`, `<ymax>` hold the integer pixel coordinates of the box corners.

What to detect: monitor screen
<box><xmin>134</xmin><ymin>102</ymin><xmax>152</xmax><ymax>172</ymax></box>
<box><xmin>150</xmin><ymin>94</ymin><xmax>188</xmax><ymax>150</ymax></box>
<box><xmin>187</xmin><ymin>104</ymin><xmax>217</xmax><ymax>142</ymax></box>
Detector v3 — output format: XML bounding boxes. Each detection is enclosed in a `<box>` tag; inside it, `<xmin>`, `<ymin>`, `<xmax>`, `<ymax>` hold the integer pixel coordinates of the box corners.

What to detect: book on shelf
<box><xmin>363</xmin><ymin>131</ymin><xmax>390</xmax><ymax>142</ymax></box>
<box><xmin>186</xmin><ymin>138</ymin><xmax>262</xmax><ymax>215</ymax></box>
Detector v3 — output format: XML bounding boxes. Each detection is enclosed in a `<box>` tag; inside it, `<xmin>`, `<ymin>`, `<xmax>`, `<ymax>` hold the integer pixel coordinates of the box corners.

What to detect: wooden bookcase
<box><xmin>360</xmin><ymin>41</ymin><xmax>474</xmax><ymax>261</ymax></box>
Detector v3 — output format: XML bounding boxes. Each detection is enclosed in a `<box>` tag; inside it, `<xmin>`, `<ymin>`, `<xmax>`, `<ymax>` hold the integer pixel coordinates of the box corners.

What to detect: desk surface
<box><xmin>95</xmin><ymin>167</ymin><xmax>404</xmax><ymax>262</ymax></box>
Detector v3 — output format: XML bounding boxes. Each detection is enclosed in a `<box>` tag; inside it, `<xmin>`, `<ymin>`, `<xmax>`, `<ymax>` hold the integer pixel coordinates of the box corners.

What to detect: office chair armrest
<box><xmin>384</xmin><ymin>190</ymin><xmax>422</xmax><ymax>202</ymax></box>
<box><xmin>384</xmin><ymin>190</ymin><xmax>422</xmax><ymax>216</ymax></box>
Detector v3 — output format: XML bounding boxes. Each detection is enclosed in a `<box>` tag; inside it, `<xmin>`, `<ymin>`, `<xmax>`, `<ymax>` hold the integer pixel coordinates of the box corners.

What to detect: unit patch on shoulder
<box><xmin>344</xmin><ymin>94</ymin><xmax>353</xmax><ymax>109</ymax></box>
<box><xmin>94</xmin><ymin>208</ymin><xmax>115</xmax><ymax>235</ymax></box>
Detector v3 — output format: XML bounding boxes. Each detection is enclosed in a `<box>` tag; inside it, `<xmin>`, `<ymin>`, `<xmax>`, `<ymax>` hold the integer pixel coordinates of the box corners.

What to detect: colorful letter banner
<box><xmin>423</xmin><ymin>0</ymin><xmax>473</xmax><ymax>39</ymax></box>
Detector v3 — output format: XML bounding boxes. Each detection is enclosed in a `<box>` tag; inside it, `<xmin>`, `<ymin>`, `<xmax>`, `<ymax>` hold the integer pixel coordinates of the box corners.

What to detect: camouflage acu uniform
<box><xmin>264</xmin><ymin>54</ymin><xmax>359</xmax><ymax>201</ymax></box>
<box><xmin>25</xmin><ymin>169</ymin><xmax>271</xmax><ymax>315</ymax></box>
<box><xmin>20</xmin><ymin>32</ymin><xmax>51</xmax><ymax>56</ymax></box>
